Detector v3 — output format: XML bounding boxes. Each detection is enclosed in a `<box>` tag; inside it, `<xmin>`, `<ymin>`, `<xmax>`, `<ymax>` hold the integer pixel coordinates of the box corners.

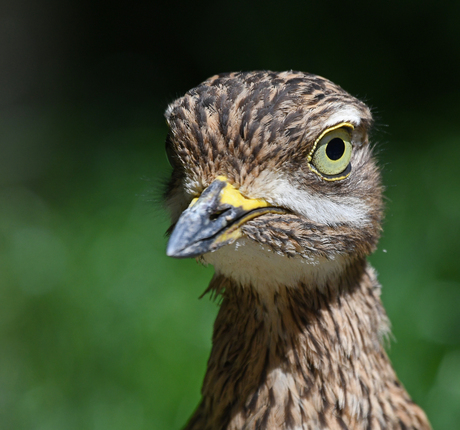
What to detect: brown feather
<box><xmin>185</xmin><ymin>262</ymin><xmax>429</xmax><ymax>430</ymax></box>
<box><xmin>164</xmin><ymin>71</ymin><xmax>431</xmax><ymax>430</ymax></box>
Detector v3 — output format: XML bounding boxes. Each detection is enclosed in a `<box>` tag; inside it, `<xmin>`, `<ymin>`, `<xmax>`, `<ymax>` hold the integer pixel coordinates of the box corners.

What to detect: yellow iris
<box><xmin>308</xmin><ymin>123</ymin><xmax>353</xmax><ymax>181</ymax></box>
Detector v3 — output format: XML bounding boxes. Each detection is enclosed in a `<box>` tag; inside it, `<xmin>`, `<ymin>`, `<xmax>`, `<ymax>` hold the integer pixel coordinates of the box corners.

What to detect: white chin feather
<box><xmin>202</xmin><ymin>238</ymin><xmax>348</xmax><ymax>292</ymax></box>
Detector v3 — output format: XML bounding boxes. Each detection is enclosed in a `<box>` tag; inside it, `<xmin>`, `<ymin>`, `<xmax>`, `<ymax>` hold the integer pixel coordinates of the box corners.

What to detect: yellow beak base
<box><xmin>166</xmin><ymin>176</ymin><xmax>285</xmax><ymax>258</ymax></box>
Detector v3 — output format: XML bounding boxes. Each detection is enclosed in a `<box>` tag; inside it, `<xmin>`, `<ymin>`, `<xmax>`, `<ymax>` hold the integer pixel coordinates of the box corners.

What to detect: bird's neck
<box><xmin>186</xmin><ymin>258</ymin><xmax>430</xmax><ymax>430</ymax></box>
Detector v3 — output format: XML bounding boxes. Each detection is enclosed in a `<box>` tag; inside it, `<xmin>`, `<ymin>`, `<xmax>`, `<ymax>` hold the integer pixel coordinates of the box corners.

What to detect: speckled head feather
<box><xmin>165</xmin><ymin>71</ymin><xmax>373</xmax><ymax>191</ymax></box>
<box><xmin>163</xmin><ymin>71</ymin><xmax>431</xmax><ymax>430</ymax></box>
<box><xmin>165</xmin><ymin>71</ymin><xmax>382</xmax><ymax>265</ymax></box>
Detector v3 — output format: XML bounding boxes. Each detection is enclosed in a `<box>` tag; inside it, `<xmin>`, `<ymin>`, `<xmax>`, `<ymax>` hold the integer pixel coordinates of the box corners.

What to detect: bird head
<box><xmin>164</xmin><ymin>71</ymin><xmax>383</xmax><ymax>289</ymax></box>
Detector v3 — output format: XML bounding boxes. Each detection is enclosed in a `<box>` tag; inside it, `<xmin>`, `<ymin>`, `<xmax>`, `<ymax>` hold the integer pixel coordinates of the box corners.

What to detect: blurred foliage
<box><xmin>1</xmin><ymin>106</ymin><xmax>459</xmax><ymax>430</ymax></box>
<box><xmin>1</xmin><ymin>0</ymin><xmax>460</xmax><ymax>429</ymax></box>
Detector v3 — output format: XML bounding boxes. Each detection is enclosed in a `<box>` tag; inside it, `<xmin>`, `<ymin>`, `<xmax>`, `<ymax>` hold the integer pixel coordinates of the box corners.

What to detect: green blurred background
<box><xmin>1</xmin><ymin>1</ymin><xmax>460</xmax><ymax>429</ymax></box>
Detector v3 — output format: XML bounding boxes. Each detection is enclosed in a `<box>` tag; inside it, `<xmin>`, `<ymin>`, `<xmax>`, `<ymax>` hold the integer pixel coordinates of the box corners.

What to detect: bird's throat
<box><xmin>185</xmin><ymin>259</ymin><xmax>429</xmax><ymax>430</ymax></box>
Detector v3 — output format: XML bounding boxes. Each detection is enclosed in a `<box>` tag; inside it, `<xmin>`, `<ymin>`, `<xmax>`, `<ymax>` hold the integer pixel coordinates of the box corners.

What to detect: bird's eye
<box><xmin>308</xmin><ymin>124</ymin><xmax>353</xmax><ymax>181</ymax></box>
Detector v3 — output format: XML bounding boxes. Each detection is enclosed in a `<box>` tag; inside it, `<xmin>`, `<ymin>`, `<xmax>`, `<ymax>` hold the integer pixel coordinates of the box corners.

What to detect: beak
<box><xmin>166</xmin><ymin>176</ymin><xmax>286</xmax><ymax>258</ymax></box>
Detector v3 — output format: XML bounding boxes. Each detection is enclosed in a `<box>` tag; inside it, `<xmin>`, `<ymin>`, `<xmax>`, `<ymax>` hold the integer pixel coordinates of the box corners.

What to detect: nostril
<box><xmin>210</xmin><ymin>208</ymin><xmax>230</xmax><ymax>221</ymax></box>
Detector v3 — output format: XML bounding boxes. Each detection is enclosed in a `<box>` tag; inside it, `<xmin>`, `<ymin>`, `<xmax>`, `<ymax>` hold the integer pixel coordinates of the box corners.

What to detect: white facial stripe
<box><xmin>249</xmin><ymin>171</ymin><xmax>369</xmax><ymax>227</ymax></box>
<box><xmin>323</xmin><ymin>106</ymin><xmax>362</xmax><ymax>129</ymax></box>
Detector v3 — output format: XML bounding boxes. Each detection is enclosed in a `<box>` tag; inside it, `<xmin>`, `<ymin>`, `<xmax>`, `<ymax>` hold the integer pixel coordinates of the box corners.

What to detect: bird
<box><xmin>163</xmin><ymin>71</ymin><xmax>431</xmax><ymax>430</ymax></box>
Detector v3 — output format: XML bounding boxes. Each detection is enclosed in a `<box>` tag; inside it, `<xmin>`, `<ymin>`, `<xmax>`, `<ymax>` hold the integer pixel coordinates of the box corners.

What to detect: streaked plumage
<box><xmin>164</xmin><ymin>71</ymin><xmax>431</xmax><ymax>429</ymax></box>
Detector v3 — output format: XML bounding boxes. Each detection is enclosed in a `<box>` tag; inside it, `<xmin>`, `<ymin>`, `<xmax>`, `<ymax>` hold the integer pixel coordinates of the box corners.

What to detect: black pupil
<box><xmin>326</xmin><ymin>138</ymin><xmax>345</xmax><ymax>160</ymax></box>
